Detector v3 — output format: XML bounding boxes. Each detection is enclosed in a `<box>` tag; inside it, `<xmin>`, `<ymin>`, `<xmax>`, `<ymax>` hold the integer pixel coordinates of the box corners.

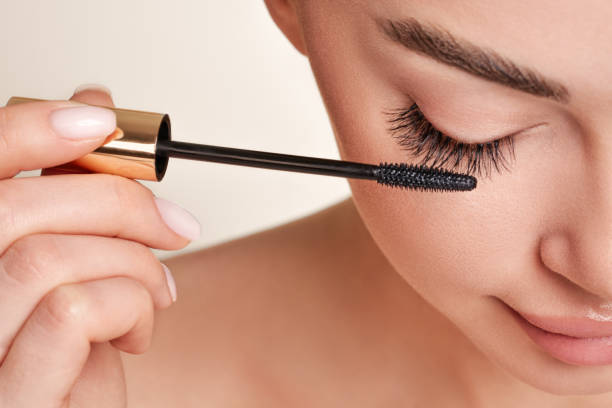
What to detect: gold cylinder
<box><xmin>6</xmin><ymin>97</ymin><xmax>171</xmax><ymax>181</ymax></box>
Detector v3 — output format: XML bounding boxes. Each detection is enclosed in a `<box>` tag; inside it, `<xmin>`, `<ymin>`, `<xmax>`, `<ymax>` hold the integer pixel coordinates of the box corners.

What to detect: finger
<box><xmin>69</xmin><ymin>342</ymin><xmax>126</xmax><ymax>407</ymax></box>
<box><xmin>0</xmin><ymin>173</ymin><xmax>201</xmax><ymax>254</ymax></box>
<box><xmin>0</xmin><ymin>233</ymin><xmax>175</xmax><ymax>362</ymax></box>
<box><xmin>0</xmin><ymin>100</ymin><xmax>116</xmax><ymax>179</ymax></box>
<box><xmin>70</xmin><ymin>84</ymin><xmax>115</xmax><ymax>108</ymax></box>
<box><xmin>0</xmin><ymin>277</ymin><xmax>154</xmax><ymax>407</ymax></box>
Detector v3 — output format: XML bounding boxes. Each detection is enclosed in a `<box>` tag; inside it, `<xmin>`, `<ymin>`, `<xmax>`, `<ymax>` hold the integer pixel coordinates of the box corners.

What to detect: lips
<box><xmin>519</xmin><ymin>312</ymin><xmax>612</xmax><ymax>339</ymax></box>
<box><xmin>509</xmin><ymin>306</ymin><xmax>612</xmax><ymax>366</ymax></box>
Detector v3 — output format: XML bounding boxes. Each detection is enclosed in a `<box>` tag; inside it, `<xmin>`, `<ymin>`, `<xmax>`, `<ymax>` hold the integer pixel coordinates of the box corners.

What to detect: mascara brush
<box><xmin>7</xmin><ymin>97</ymin><xmax>477</xmax><ymax>192</ymax></box>
<box><xmin>158</xmin><ymin>140</ymin><xmax>476</xmax><ymax>192</ymax></box>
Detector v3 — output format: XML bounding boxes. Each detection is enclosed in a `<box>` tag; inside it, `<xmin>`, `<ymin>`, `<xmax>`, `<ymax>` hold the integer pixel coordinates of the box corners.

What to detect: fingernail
<box><xmin>49</xmin><ymin>106</ymin><xmax>116</xmax><ymax>141</ymax></box>
<box><xmin>161</xmin><ymin>263</ymin><xmax>177</xmax><ymax>302</ymax></box>
<box><xmin>74</xmin><ymin>83</ymin><xmax>112</xmax><ymax>96</ymax></box>
<box><xmin>154</xmin><ymin>197</ymin><xmax>201</xmax><ymax>241</ymax></box>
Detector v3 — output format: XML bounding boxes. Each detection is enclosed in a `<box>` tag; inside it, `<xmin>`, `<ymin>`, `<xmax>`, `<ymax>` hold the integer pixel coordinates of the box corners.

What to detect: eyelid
<box><xmin>459</xmin><ymin>121</ymin><xmax>549</xmax><ymax>145</ymax></box>
<box><xmin>418</xmin><ymin>106</ymin><xmax>548</xmax><ymax>144</ymax></box>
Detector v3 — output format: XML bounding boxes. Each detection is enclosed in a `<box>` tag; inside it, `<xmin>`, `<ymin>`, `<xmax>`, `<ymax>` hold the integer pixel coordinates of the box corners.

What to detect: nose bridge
<box><xmin>585</xmin><ymin>114</ymin><xmax>612</xmax><ymax>234</ymax></box>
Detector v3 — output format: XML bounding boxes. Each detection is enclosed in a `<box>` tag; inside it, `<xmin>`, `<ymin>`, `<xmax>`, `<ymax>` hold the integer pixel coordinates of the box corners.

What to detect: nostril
<box><xmin>540</xmin><ymin>228</ymin><xmax>612</xmax><ymax>300</ymax></box>
<box><xmin>538</xmin><ymin>232</ymin><xmax>572</xmax><ymax>278</ymax></box>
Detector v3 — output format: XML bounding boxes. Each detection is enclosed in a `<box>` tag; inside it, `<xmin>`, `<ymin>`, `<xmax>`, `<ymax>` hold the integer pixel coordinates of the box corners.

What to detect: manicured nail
<box><xmin>161</xmin><ymin>263</ymin><xmax>177</xmax><ymax>302</ymax></box>
<box><xmin>154</xmin><ymin>197</ymin><xmax>201</xmax><ymax>241</ymax></box>
<box><xmin>74</xmin><ymin>83</ymin><xmax>112</xmax><ymax>96</ymax></box>
<box><xmin>49</xmin><ymin>106</ymin><xmax>116</xmax><ymax>141</ymax></box>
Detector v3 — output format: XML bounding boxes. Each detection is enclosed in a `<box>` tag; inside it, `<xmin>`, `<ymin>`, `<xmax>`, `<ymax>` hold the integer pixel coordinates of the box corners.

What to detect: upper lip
<box><xmin>516</xmin><ymin>311</ymin><xmax>612</xmax><ymax>339</ymax></box>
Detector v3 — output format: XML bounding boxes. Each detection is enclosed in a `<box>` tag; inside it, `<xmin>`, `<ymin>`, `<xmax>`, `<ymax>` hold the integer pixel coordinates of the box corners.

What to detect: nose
<box><xmin>539</xmin><ymin>136</ymin><xmax>612</xmax><ymax>299</ymax></box>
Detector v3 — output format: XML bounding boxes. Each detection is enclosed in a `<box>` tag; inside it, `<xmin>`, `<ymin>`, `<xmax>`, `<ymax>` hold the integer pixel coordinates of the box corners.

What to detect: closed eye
<box><xmin>385</xmin><ymin>103</ymin><xmax>517</xmax><ymax>179</ymax></box>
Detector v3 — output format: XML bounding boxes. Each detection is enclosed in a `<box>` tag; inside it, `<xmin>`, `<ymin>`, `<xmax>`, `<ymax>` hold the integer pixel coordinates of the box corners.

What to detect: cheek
<box><xmin>310</xmin><ymin>54</ymin><xmax>510</xmax><ymax>306</ymax></box>
<box><xmin>349</xmin><ymin>180</ymin><xmax>504</xmax><ymax>299</ymax></box>
<box><xmin>302</xmin><ymin>1</ymin><xmax>587</xmax><ymax>318</ymax></box>
<box><xmin>311</xmin><ymin>43</ymin><xmax>575</xmax><ymax>312</ymax></box>
<box><xmin>345</xmin><ymin>125</ymin><xmax>581</xmax><ymax>317</ymax></box>
<box><xmin>313</xmin><ymin>74</ymin><xmax>513</xmax><ymax>311</ymax></box>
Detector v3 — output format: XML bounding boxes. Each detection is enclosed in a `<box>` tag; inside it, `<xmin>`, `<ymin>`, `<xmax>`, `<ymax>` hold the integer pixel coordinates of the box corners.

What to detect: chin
<box><xmin>509</xmin><ymin>358</ymin><xmax>612</xmax><ymax>396</ymax></box>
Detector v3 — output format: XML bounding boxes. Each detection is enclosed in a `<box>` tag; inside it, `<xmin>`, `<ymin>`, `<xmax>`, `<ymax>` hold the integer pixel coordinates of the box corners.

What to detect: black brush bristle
<box><xmin>376</xmin><ymin>162</ymin><xmax>477</xmax><ymax>192</ymax></box>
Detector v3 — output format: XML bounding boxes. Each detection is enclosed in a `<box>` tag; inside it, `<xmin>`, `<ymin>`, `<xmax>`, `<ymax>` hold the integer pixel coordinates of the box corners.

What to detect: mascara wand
<box><xmin>157</xmin><ymin>140</ymin><xmax>476</xmax><ymax>192</ymax></box>
<box><xmin>6</xmin><ymin>97</ymin><xmax>477</xmax><ymax>192</ymax></box>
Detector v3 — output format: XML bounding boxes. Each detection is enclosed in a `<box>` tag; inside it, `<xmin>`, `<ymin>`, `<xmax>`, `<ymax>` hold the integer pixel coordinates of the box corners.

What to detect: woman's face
<box><xmin>291</xmin><ymin>0</ymin><xmax>612</xmax><ymax>394</ymax></box>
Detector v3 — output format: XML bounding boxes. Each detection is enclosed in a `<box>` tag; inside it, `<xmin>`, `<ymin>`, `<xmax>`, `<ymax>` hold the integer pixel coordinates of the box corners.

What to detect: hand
<box><xmin>0</xmin><ymin>85</ymin><xmax>201</xmax><ymax>407</ymax></box>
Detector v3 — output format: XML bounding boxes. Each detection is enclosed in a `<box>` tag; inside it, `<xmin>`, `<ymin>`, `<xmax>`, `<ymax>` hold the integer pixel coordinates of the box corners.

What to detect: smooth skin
<box><xmin>0</xmin><ymin>89</ymin><xmax>196</xmax><ymax>407</ymax></box>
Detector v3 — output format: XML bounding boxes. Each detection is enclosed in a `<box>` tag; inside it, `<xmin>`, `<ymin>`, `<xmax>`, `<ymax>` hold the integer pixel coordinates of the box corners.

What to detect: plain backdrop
<box><xmin>0</xmin><ymin>0</ymin><xmax>351</xmax><ymax>258</ymax></box>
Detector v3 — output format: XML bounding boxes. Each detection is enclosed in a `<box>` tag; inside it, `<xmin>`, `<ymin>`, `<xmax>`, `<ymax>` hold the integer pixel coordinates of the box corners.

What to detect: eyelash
<box><xmin>385</xmin><ymin>104</ymin><xmax>516</xmax><ymax>178</ymax></box>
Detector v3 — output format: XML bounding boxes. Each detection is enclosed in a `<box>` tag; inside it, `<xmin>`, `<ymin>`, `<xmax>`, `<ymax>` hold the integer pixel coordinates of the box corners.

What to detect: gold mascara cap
<box><xmin>6</xmin><ymin>96</ymin><xmax>170</xmax><ymax>181</ymax></box>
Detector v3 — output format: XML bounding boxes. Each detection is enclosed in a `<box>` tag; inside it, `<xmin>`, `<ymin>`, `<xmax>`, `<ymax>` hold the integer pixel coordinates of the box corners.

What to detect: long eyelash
<box><xmin>385</xmin><ymin>104</ymin><xmax>516</xmax><ymax>179</ymax></box>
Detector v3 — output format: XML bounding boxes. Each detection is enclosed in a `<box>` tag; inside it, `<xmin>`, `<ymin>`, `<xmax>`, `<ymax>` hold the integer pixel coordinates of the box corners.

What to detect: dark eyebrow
<box><xmin>377</xmin><ymin>17</ymin><xmax>570</xmax><ymax>103</ymax></box>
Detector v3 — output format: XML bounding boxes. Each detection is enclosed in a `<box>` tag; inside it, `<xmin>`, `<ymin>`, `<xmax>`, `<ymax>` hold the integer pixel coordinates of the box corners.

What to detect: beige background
<box><xmin>1</xmin><ymin>0</ymin><xmax>351</xmax><ymax>257</ymax></box>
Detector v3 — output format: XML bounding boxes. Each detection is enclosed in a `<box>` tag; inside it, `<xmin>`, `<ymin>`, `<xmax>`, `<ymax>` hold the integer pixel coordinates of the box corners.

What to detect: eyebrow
<box><xmin>377</xmin><ymin>17</ymin><xmax>570</xmax><ymax>103</ymax></box>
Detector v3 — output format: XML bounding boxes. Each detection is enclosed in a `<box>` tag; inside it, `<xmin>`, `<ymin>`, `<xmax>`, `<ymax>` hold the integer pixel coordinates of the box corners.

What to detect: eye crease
<box><xmin>385</xmin><ymin>104</ymin><xmax>517</xmax><ymax>179</ymax></box>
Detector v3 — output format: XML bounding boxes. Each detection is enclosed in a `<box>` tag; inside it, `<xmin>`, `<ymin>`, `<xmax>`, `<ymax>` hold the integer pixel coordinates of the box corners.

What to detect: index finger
<box><xmin>0</xmin><ymin>100</ymin><xmax>116</xmax><ymax>179</ymax></box>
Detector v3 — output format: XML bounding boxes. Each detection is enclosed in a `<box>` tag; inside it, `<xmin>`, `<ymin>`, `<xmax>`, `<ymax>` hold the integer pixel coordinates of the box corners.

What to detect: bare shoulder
<box><xmin>122</xmin><ymin>196</ymin><xmax>392</xmax><ymax>406</ymax></box>
<box><xmin>167</xmin><ymin>195</ymin><xmax>369</xmax><ymax>283</ymax></box>
<box><xmin>163</xmin><ymin>195</ymin><xmax>377</xmax><ymax>315</ymax></box>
